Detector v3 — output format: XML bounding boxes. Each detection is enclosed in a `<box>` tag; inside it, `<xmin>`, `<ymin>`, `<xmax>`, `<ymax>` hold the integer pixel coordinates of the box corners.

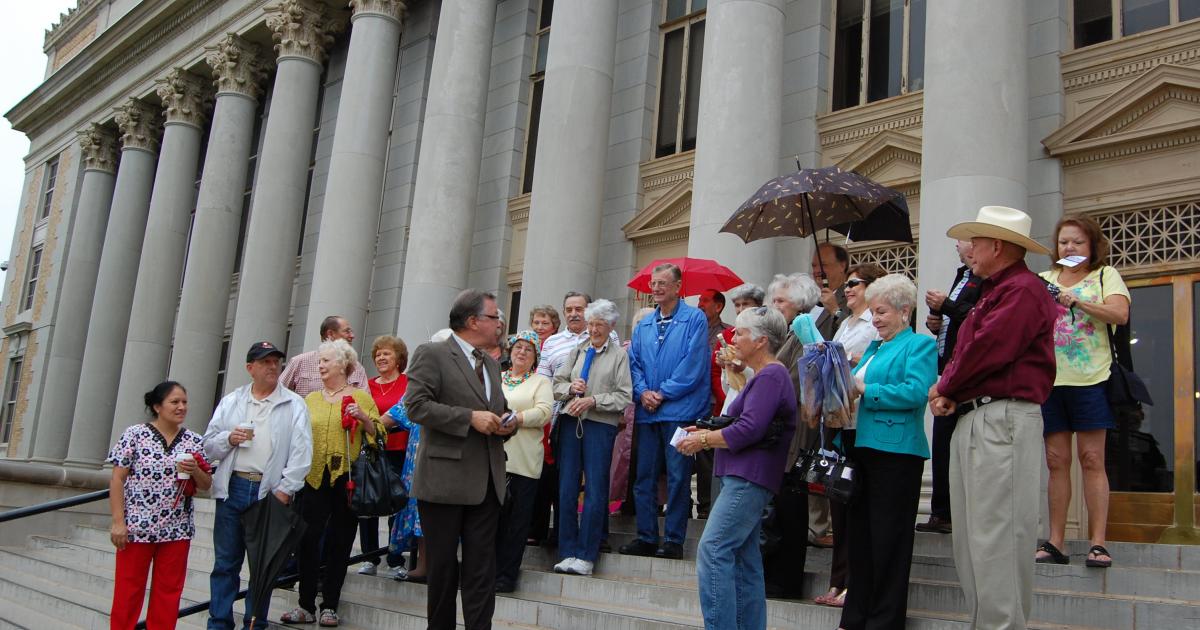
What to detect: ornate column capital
<box><xmin>265</xmin><ymin>0</ymin><xmax>344</xmax><ymax>64</ymax></box>
<box><xmin>114</xmin><ymin>99</ymin><xmax>163</xmax><ymax>154</ymax></box>
<box><xmin>349</xmin><ymin>0</ymin><xmax>406</xmax><ymax>23</ymax></box>
<box><xmin>77</xmin><ymin>123</ymin><xmax>119</xmax><ymax>173</ymax></box>
<box><xmin>155</xmin><ymin>68</ymin><xmax>212</xmax><ymax>128</ymax></box>
<box><xmin>204</xmin><ymin>34</ymin><xmax>270</xmax><ymax>101</ymax></box>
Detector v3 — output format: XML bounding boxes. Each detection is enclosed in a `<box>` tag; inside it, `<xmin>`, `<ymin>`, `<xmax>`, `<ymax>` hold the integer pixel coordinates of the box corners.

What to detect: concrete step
<box><xmin>0</xmin><ymin>592</ymin><xmax>89</xmax><ymax>630</ymax></box>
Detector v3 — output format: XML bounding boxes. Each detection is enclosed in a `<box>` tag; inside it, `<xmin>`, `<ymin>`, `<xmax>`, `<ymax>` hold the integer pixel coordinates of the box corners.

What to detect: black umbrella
<box><xmin>241</xmin><ymin>495</ymin><xmax>307</xmax><ymax>627</ymax></box>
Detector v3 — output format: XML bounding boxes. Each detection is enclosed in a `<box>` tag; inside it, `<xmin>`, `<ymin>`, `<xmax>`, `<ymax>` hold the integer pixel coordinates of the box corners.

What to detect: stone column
<box><xmin>303</xmin><ymin>0</ymin><xmax>405</xmax><ymax>346</ymax></box>
<box><xmin>64</xmin><ymin>100</ymin><xmax>162</xmax><ymax>467</ymax></box>
<box><xmin>685</xmin><ymin>0</ymin><xmax>783</xmax><ymax>288</ymax></box>
<box><xmin>169</xmin><ymin>34</ymin><xmax>268</xmax><ymax>431</ymax></box>
<box><xmin>28</xmin><ymin>126</ymin><xmax>118</xmax><ymax>462</ymax></box>
<box><xmin>917</xmin><ymin>1</ymin><xmax>1028</xmax><ymax>301</ymax></box>
<box><xmin>226</xmin><ymin>0</ymin><xmax>339</xmax><ymax>390</ymax></box>
<box><xmin>394</xmin><ymin>0</ymin><xmax>497</xmax><ymax>345</ymax></box>
<box><xmin>109</xmin><ymin>69</ymin><xmax>210</xmax><ymax>444</ymax></box>
<box><xmin>518</xmin><ymin>0</ymin><xmax>620</xmax><ymax>310</ymax></box>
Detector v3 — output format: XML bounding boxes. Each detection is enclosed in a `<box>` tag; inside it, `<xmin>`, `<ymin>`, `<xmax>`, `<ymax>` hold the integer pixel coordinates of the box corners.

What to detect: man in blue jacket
<box><xmin>621</xmin><ymin>263</ymin><xmax>711</xmax><ymax>559</ymax></box>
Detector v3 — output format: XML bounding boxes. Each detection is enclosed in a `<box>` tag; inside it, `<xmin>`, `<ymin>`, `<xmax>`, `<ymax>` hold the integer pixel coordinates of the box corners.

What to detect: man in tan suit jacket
<box><xmin>405</xmin><ymin>289</ymin><xmax>514</xmax><ymax>630</ymax></box>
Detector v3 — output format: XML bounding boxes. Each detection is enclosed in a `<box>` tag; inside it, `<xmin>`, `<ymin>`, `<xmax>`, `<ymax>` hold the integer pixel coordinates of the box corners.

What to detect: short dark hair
<box><xmin>529</xmin><ymin>305</ymin><xmax>561</xmax><ymax>330</ymax></box>
<box><xmin>319</xmin><ymin>315</ymin><xmax>345</xmax><ymax>340</ymax></box>
<box><xmin>652</xmin><ymin>263</ymin><xmax>682</xmax><ymax>282</ymax></box>
<box><xmin>563</xmin><ymin>291</ymin><xmax>592</xmax><ymax>306</ymax></box>
<box><xmin>847</xmin><ymin>263</ymin><xmax>887</xmax><ymax>285</ymax></box>
<box><xmin>449</xmin><ymin>289</ymin><xmax>497</xmax><ymax>332</ymax></box>
<box><xmin>144</xmin><ymin>380</ymin><xmax>186</xmax><ymax>417</ymax></box>
<box><xmin>703</xmin><ymin>289</ymin><xmax>726</xmax><ymax>307</ymax></box>
<box><xmin>819</xmin><ymin>243</ymin><xmax>850</xmax><ymax>270</ymax></box>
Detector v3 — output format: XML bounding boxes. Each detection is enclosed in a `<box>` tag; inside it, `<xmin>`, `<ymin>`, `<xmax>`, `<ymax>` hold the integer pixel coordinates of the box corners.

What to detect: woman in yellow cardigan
<box><xmin>281</xmin><ymin>339</ymin><xmax>381</xmax><ymax>628</ymax></box>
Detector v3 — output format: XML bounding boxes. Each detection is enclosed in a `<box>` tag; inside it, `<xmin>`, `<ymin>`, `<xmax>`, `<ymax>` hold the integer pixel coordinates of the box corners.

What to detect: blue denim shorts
<box><xmin>1041</xmin><ymin>383</ymin><xmax>1115</xmax><ymax>435</ymax></box>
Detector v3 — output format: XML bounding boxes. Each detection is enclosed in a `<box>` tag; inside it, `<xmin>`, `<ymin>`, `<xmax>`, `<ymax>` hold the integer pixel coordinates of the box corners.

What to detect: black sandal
<box><xmin>1085</xmin><ymin>544</ymin><xmax>1113</xmax><ymax>568</ymax></box>
<box><xmin>1035</xmin><ymin>541</ymin><xmax>1070</xmax><ymax>564</ymax></box>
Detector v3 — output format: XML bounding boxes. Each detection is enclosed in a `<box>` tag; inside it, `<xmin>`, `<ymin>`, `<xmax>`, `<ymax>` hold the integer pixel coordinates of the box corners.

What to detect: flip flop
<box><xmin>1035</xmin><ymin>541</ymin><xmax>1070</xmax><ymax>565</ymax></box>
<box><xmin>1085</xmin><ymin>544</ymin><xmax>1113</xmax><ymax>568</ymax></box>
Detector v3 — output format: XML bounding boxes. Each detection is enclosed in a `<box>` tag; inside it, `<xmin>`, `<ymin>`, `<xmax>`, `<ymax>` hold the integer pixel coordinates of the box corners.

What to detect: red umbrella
<box><xmin>627</xmin><ymin>257</ymin><xmax>744</xmax><ymax>297</ymax></box>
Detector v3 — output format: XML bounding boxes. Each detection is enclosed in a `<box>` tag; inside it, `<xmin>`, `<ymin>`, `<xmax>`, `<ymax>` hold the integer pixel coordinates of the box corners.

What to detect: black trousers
<box><xmin>419</xmin><ymin>490</ymin><xmax>502</xmax><ymax>630</ymax></box>
<box><xmin>763</xmin><ymin>485</ymin><xmax>808</xmax><ymax>598</ymax></box>
<box><xmin>828</xmin><ymin>429</ymin><xmax>856</xmax><ymax>590</ymax></box>
<box><xmin>694</xmin><ymin>449</ymin><xmax>714</xmax><ymax>516</ymax></box>
<box><xmin>358</xmin><ymin>450</ymin><xmax>405</xmax><ymax>566</ymax></box>
<box><xmin>839</xmin><ymin>447</ymin><xmax>924</xmax><ymax>630</ymax></box>
<box><xmin>297</xmin><ymin>472</ymin><xmax>359</xmax><ymax>613</ymax></box>
<box><xmin>530</xmin><ymin>422</ymin><xmax>560</xmax><ymax>541</ymax></box>
<box><xmin>496</xmin><ymin>473</ymin><xmax>539</xmax><ymax>586</ymax></box>
<box><xmin>929</xmin><ymin>414</ymin><xmax>957</xmax><ymax>520</ymax></box>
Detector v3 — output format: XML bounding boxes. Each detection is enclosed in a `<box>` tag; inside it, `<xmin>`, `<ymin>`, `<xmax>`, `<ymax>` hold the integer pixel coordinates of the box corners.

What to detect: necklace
<box><xmin>322</xmin><ymin>384</ymin><xmax>348</xmax><ymax>399</ymax></box>
<box><xmin>502</xmin><ymin>369</ymin><xmax>533</xmax><ymax>389</ymax></box>
<box><xmin>375</xmin><ymin>374</ymin><xmax>401</xmax><ymax>397</ymax></box>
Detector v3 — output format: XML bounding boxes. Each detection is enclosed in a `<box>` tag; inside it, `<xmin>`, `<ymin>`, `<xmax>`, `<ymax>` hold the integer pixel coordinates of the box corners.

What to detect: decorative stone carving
<box><xmin>265</xmin><ymin>0</ymin><xmax>343</xmax><ymax>63</ymax></box>
<box><xmin>204</xmin><ymin>34</ymin><xmax>269</xmax><ymax>100</ymax></box>
<box><xmin>155</xmin><ymin>68</ymin><xmax>211</xmax><ymax>128</ymax></box>
<box><xmin>77</xmin><ymin>123</ymin><xmax>119</xmax><ymax>173</ymax></box>
<box><xmin>114</xmin><ymin>99</ymin><xmax>162</xmax><ymax>154</ymax></box>
<box><xmin>349</xmin><ymin>0</ymin><xmax>406</xmax><ymax>22</ymax></box>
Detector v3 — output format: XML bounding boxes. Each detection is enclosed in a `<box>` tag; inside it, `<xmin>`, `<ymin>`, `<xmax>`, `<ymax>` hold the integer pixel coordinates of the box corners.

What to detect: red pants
<box><xmin>110</xmin><ymin>539</ymin><xmax>190</xmax><ymax>630</ymax></box>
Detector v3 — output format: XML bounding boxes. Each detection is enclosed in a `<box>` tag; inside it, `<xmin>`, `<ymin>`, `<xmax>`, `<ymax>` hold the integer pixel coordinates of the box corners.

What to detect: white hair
<box><xmin>431</xmin><ymin>328</ymin><xmax>453</xmax><ymax>343</ymax></box>
<box><xmin>734</xmin><ymin>306</ymin><xmax>788</xmax><ymax>354</ymax></box>
<box><xmin>584</xmin><ymin>299</ymin><xmax>620</xmax><ymax>326</ymax></box>
<box><xmin>318</xmin><ymin>338</ymin><xmax>359</xmax><ymax>377</ymax></box>
<box><xmin>865</xmin><ymin>274</ymin><xmax>918</xmax><ymax>314</ymax></box>
<box><xmin>767</xmin><ymin>273</ymin><xmax>820</xmax><ymax>313</ymax></box>
<box><xmin>728</xmin><ymin>283</ymin><xmax>766</xmax><ymax>305</ymax></box>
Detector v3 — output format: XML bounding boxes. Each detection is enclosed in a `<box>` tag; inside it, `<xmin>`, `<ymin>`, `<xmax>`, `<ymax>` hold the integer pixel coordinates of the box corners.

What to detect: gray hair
<box><xmin>652</xmin><ymin>262</ymin><xmax>682</xmax><ymax>282</ymax></box>
<box><xmin>865</xmin><ymin>273</ymin><xmax>918</xmax><ymax>314</ymax></box>
<box><xmin>728</xmin><ymin>283</ymin><xmax>766</xmax><ymax>306</ymax></box>
<box><xmin>734</xmin><ymin>307</ymin><xmax>788</xmax><ymax>354</ymax></box>
<box><xmin>318</xmin><ymin>338</ymin><xmax>359</xmax><ymax>377</ymax></box>
<box><xmin>767</xmin><ymin>273</ymin><xmax>820</xmax><ymax>313</ymax></box>
<box><xmin>584</xmin><ymin>298</ymin><xmax>620</xmax><ymax>326</ymax></box>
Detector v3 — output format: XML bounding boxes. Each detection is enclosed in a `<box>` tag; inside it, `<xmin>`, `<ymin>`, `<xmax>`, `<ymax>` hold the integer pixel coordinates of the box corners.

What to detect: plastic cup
<box><xmin>175</xmin><ymin>453</ymin><xmax>192</xmax><ymax>479</ymax></box>
<box><xmin>238</xmin><ymin>422</ymin><xmax>255</xmax><ymax>448</ymax></box>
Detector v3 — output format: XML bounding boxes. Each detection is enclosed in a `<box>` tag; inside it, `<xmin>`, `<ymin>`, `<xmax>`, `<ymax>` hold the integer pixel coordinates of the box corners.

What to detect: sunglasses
<box><xmin>844</xmin><ymin>279</ymin><xmax>869</xmax><ymax>289</ymax></box>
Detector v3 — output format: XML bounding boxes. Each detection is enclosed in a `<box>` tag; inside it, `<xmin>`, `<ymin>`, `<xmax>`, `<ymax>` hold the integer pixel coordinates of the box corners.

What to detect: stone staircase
<box><xmin>1</xmin><ymin>498</ymin><xmax>1198</xmax><ymax>629</ymax></box>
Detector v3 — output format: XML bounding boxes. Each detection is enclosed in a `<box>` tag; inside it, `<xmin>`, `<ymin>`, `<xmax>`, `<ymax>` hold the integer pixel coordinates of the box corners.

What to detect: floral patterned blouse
<box><xmin>1040</xmin><ymin>266</ymin><xmax>1130</xmax><ymax>387</ymax></box>
<box><xmin>106</xmin><ymin>423</ymin><xmax>204</xmax><ymax>543</ymax></box>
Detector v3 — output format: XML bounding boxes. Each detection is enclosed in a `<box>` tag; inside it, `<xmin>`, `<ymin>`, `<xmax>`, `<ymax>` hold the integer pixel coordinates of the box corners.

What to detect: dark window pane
<box><xmin>522</xmin><ymin>79</ymin><xmax>544</xmax><ymax>194</ymax></box>
<box><xmin>1182</xmin><ymin>0</ymin><xmax>1200</xmax><ymax>21</ymax></box>
<box><xmin>1195</xmin><ymin>281</ymin><xmax>1200</xmax><ymax>492</ymax></box>
<box><xmin>509</xmin><ymin>291</ymin><xmax>522</xmax><ymax>335</ymax></box>
<box><xmin>1074</xmin><ymin>0</ymin><xmax>1112</xmax><ymax>47</ymax></box>
<box><xmin>681</xmin><ymin>21</ymin><xmax>705</xmax><ymax>153</ymax></box>
<box><xmin>907</xmin><ymin>0</ymin><xmax>926</xmax><ymax>92</ymax></box>
<box><xmin>1108</xmin><ymin>284</ymin><xmax>1175</xmax><ymax>492</ymax></box>
<box><xmin>656</xmin><ymin>29</ymin><xmax>685</xmax><ymax>157</ymax></box>
<box><xmin>866</xmin><ymin>0</ymin><xmax>903</xmax><ymax>103</ymax></box>
<box><xmin>666</xmin><ymin>0</ymin><xmax>688</xmax><ymax>21</ymax></box>
<box><xmin>832</xmin><ymin>0</ymin><xmax>864</xmax><ymax>111</ymax></box>
<box><xmin>539</xmin><ymin>0</ymin><xmax>553</xmax><ymax>30</ymax></box>
<box><xmin>1122</xmin><ymin>0</ymin><xmax>1170</xmax><ymax>36</ymax></box>
<box><xmin>692</xmin><ymin>0</ymin><xmax>707</xmax><ymax>11</ymax></box>
<box><xmin>536</xmin><ymin>31</ymin><xmax>550</xmax><ymax>74</ymax></box>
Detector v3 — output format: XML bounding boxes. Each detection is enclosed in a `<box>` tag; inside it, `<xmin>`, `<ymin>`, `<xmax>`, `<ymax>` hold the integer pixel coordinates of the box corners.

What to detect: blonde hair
<box><xmin>318</xmin><ymin>338</ymin><xmax>359</xmax><ymax>377</ymax></box>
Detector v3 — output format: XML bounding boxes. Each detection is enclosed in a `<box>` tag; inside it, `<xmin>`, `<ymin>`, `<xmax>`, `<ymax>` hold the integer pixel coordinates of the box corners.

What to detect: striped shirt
<box><xmin>279</xmin><ymin>349</ymin><xmax>368</xmax><ymax>398</ymax></box>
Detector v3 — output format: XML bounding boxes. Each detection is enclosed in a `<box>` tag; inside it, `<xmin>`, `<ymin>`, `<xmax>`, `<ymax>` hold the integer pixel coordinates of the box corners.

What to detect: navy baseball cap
<box><xmin>246</xmin><ymin>341</ymin><xmax>285</xmax><ymax>362</ymax></box>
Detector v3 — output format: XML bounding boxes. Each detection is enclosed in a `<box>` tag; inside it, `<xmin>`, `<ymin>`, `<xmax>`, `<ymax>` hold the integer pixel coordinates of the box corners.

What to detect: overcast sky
<box><xmin>0</xmin><ymin>2</ymin><xmax>78</xmax><ymax>286</ymax></box>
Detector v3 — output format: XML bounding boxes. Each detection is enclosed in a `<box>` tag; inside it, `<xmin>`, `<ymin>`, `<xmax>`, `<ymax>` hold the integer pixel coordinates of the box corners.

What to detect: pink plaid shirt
<box><xmin>280</xmin><ymin>349</ymin><xmax>368</xmax><ymax>397</ymax></box>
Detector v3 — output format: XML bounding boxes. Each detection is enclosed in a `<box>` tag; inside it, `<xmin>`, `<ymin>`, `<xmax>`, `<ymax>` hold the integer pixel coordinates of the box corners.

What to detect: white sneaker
<box><xmin>356</xmin><ymin>562</ymin><xmax>377</xmax><ymax>576</ymax></box>
<box><xmin>553</xmin><ymin>557</ymin><xmax>577</xmax><ymax>573</ymax></box>
<box><xmin>568</xmin><ymin>559</ymin><xmax>594</xmax><ymax>576</ymax></box>
<box><xmin>384</xmin><ymin>565</ymin><xmax>408</xmax><ymax>580</ymax></box>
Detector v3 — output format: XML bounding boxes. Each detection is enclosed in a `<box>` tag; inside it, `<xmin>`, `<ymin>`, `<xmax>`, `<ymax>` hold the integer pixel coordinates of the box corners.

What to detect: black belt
<box><xmin>957</xmin><ymin>396</ymin><xmax>1010</xmax><ymax>415</ymax></box>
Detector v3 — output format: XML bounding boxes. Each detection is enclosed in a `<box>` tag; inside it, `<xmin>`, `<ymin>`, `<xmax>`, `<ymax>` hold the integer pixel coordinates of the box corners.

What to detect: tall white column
<box><xmin>685</xmin><ymin>0</ymin><xmax>783</xmax><ymax>288</ymax></box>
<box><xmin>169</xmin><ymin>34</ymin><xmax>268</xmax><ymax>431</ymax></box>
<box><xmin>303</xmin><ymin>0</ymin><xmax>405</xmax><ymax>347</ymax></box>
<box><xmin>28</xmin><ymin>125</ymin><xmax>118</xmax><ymax>462</ymax></box>
<box><xmin>226</xmin><ymin>0</ymin><xmax>339</xmax><ymax>391</ymax></box>
<box><xmin>395</xmin><ymin>0</ymin><xmax>498</xmax><ymax>345</ymax></box>
<box><xmin>110</xmin><ymin>69</ymin><xmax>210</xmax><ymax>443</ymax></box>
<box><xmin>65</xmin><ymin>100</ymin><xmax>162</xmax><ymax>467</ymax></box>
<box><xmin>917</xmin><ymin>1</ymin><xmax>1028</xmax><ymax>298</ymax></box>
<box><xmin>518</xmin><ymin>0</ymin><xmax>620</xmax><ymax>310</ymax></box>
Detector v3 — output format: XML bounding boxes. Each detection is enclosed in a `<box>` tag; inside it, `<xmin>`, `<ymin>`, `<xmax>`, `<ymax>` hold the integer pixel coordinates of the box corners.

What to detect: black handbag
<box><xmin>793</xmin><ymin>422</ymin><xmax>856</xmax><ymax>503</ymax></box>
<box><xmin>1099</xmin><ymin>268</ymin><xmax>1152</xmax><ymax>407</ymax></box>
<box><xmin>349</xmin><ymin>430</ymin><xmax>407</xmax><ymax>517</ymax></box>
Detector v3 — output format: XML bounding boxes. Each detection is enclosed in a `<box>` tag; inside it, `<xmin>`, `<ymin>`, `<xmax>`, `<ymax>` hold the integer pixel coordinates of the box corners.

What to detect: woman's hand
<box><xmin>853</xmin><ymin>373</ymin><xmax>866</xmax><ymax>398</ymax></box>
<box><xmin>177</xmin><ymin>456</ymin><xmax>200</xmax><ymax>476</ymax></box>
<box><xmin>110</xmin><ymin>521</ymin><xmax>128</xmax><ymax>550</ymax></box>
<box><xmin>1056</xmin><ymin>291</ymin><xmax>1077</xmax><ymax>309</ymax></box>
<box><xmin>675</xmin><ymin>426</ymin><xmax>706</xmax><ymax>456</ymax></box>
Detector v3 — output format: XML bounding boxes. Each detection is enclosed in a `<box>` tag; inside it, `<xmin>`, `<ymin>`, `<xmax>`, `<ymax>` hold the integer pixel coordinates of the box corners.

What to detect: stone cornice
<box><xmin>77</xmin><ymin>123</ymin><xmax>119</xmax><ymax>173</ymax></box>
<box><xmin>115</xmin><ymin>99</ymin><xmax>163</xmax><ymax>154</ymax></box>
<box><xmin>265</xmin><ymin>0</ymin><xmax>344</xmax><ymax>64</ymax></box>
<box><xmin>817</xmin><ymin>91</ymin><xmax>924</xmax><ymax>149</ymax></box>
<box><xmin>156</xmin><ymin>68</ymin><xmax>212</xmax><ymax>128</ymax></box>
<box><xmin>1061</xmin><ymin>19</ymin><xmax>1200</xmax><ymax>93</ymax></box>
<box><xmin>204</xmin><ymin>34</ymin><xmax>270</xmax><ymax>101</ymax></box>
<box><xmin>349</xmin><ymin>0</ymin><xmax>407</xmax><ymax>23</ymax></box>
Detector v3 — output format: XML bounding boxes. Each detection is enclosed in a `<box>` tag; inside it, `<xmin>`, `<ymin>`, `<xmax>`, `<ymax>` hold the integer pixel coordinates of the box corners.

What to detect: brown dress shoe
<box><xmin>915</xmin><ymin>516</ymin><xmax>952</xmax><ymax>534</ymax></box>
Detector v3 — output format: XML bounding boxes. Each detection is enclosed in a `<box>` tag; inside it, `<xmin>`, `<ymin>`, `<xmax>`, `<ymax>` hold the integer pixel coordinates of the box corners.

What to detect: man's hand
<box><xmin>569</xmin><ymin>378</ymin><xmax>588</xmax><ymax>396</ymax></box>
<box><xmin>925</xmin><ymin>314</ymin><xmax>943</xmax><ymax>334</ymax></box>
<box><xmin>931</xmin><ymin>396</ymin><xmax>957</xmax><ymax>416</ymax></box>
<box><xmin>565</xmin><ymin>396</ymin><xmax>596</xmax><ymax>418</ymax></box>
<box><xmin>640</xmin><ymin>391</ymin><xmax>662</xmax><ymax>412</ymax></box>
<box><xmin>819</xmin><ymin>287</ymin><xmax>839</xmax><ymax>314</ymax></box>
<box><xmin>228</xmin><ymin>427</ymin><xmax>252</xmax><ymax>446</ymax></box>
<box><xmin>928</xmin><ymin>384</ymin><xmax>940</xmax><ymax>402</ymax></box>
<box><xmin>926</xmin><ymin>290</ymin><xmax>947</xmax><ymax>312</ymax></box>
<box><xmin>273</xmin><ymin>490</ymin><xmax>291</xmax><ymax>505</ymax></box>
<box><xmin>470</xmin><ymin>410</ymin><xmax>502</xmax><ymax>435</ymax></box>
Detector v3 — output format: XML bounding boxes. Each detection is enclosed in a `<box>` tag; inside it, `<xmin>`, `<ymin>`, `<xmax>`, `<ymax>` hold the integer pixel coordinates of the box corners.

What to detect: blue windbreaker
<box><xmin>628</xmin><ymin>300</ymin><xmax>711</xmax><ymax>423</ymax></box>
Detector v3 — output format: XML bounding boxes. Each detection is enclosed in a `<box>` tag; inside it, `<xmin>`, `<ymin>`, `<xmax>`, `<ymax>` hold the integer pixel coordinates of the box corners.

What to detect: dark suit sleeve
<box><xmin>404</xmin><ymin>343</ymin><xmax>472</xmax><ymax>438</ymax></box>
<box><xmin>940</xmin><ymin>295</ymin><xmax>975</xmax><ymax>323</ymax></box>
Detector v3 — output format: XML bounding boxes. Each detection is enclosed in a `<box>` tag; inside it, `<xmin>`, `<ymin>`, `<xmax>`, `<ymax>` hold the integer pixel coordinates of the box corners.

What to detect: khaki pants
<box><xmin>949</xmin><ymin>399</ymin><xmax>1043</xmax><ymax>630</ymax></box>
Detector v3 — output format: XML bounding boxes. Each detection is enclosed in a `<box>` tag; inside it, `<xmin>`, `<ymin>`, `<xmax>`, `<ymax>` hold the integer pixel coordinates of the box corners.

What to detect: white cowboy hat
<box><xmin>946</xmin><ymin>206</ymin><xmax>1049</xmax><ymax>255</ymax></box>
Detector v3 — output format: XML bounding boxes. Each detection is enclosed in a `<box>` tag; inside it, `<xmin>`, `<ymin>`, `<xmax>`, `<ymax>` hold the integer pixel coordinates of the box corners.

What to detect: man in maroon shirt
<box><xmin>929</xmin><ymin>206</ymin><xmax>1057</xmax><ymax>630</ymax></box>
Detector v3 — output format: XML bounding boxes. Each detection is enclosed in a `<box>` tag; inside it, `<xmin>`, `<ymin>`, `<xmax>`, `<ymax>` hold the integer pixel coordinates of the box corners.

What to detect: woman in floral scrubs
<box><xmin>107</xmin><ymin>380</ymin><xmax>210</xmax><ymax>630</ymax></box>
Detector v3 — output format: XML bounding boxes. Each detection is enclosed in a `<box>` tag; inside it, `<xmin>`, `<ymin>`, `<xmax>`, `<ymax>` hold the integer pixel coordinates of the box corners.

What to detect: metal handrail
<box><xmin>0</xmin><ymin>488</ymin><xmax>109</xmax><ymax>524</ymax></box>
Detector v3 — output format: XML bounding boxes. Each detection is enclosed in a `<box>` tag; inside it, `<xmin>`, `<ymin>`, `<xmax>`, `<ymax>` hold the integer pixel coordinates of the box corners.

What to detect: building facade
<box><xmin>2</xmin><ymin>0</ymin><xmax>1198</xmax><ymax>542</ymax></box>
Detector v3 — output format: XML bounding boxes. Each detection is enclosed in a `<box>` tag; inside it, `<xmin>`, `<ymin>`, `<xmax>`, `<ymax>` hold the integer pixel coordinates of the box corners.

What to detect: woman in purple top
<box><xmin>677</xmin><ymin>306</ymin><xmax>796</xmax><ymax>630</ymax></box>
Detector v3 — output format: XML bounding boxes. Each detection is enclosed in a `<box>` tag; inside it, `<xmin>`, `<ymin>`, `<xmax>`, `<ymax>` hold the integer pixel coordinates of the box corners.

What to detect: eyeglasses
<box><xmin>476</xmin><ymin>313</ymin><xmax>502</xmax><ymax>321</ymax></box>
<box><xmin>844</xmin><ymin>279</ymin><xmax>869</xmax><ymax>289</ymax></box>
<box><xmin>648</xmin><ymin>280</ymin><xmax>678</xmax><ymax>289</ymax></box>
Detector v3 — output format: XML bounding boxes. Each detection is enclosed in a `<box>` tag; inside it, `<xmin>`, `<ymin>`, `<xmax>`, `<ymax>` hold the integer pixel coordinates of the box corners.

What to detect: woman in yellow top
<box><xmin>495</xmin><ymin>330</ymin><xmax>554</xmax><ymax>593</ymax></box>
<box><xmin>1036</xmin><ymin>215</ymin><xmax>1129</xmax><ymax>570</ymax></box>
<box><xmin>281</xmin><ymin>339</ymin><xmax>381</xmax><ymax>627</ymax></box>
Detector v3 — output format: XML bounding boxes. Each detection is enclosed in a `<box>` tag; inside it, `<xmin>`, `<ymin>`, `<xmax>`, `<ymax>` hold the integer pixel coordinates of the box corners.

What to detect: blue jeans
<box><xmin>634</xmin><ymin>421</ymin><xmax>693</xmax><ymax>545</ymax></box>
<box><xmin>558</xmin><ymin>418</ymin><xmax>618</xmax><ymax>562</ymax></box>
<box><xmin>208</xmin><ymin>475</ymin><xmax>270</xmax><ymax>630</ymax></box>
<box><xmin>697</xmin><ymin>475</ymin><xmax>771</xmax><ymax>630</ymax></box>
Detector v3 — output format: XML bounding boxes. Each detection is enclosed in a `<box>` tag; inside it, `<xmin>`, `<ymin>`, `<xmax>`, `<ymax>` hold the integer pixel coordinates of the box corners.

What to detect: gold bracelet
<box><xmin>700</xmin><ymin>430</ymin><xmax>710</xmax><ymax>450</ymax></box>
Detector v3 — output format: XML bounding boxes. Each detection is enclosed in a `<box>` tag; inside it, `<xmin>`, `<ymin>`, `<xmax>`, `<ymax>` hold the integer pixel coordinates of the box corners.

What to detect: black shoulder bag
<box><xmin>350</xmin><ymin>428</ymin><xmax>407</xmax><ymax>517</ymax></box>
<box><xmin>1099</xmin><ymin>268</ymin><xmax>1152</xmax><ymax>408</ymax></box>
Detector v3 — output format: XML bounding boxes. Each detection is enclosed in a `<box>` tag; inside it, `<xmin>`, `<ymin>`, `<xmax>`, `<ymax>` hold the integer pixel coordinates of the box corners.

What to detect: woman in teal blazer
<box><xmin>839</xmin><ymin>274</ymin><xmax>937</xmax><ymax>630</ymax></box>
